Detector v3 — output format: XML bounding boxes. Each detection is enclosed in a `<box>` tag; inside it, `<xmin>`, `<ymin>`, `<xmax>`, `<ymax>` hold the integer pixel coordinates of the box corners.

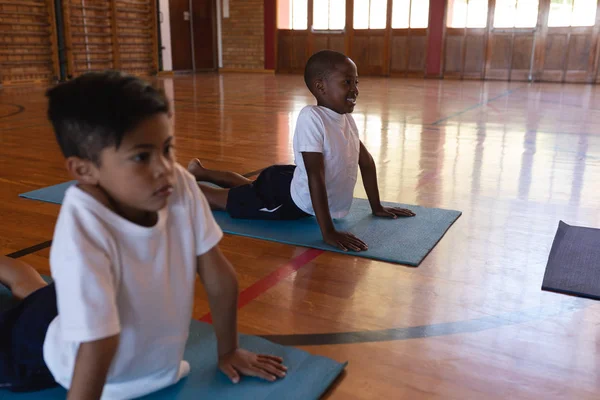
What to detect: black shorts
<box><xmin>226</xmin><ymin>165</ymin><xmax>310</xmax><ymax>220</ymax></box>
<box><xmin>0</xmin><ymin>283</ymin><xmax>58</xmax><ymax>392</ymax></box>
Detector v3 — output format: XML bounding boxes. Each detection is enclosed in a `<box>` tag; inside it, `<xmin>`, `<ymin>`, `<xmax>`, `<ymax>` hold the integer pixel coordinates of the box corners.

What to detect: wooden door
<box><xmin>539</xmin><ymin>26</ymin><xmax>598</xmax><ymax>83</ymax></box>
<box><xmin>352</xmin><ymin>29</ymin><xmax>386</xmax><ymax>75</ymax></box>
<box><xmin>390</xmin><ymin>28</ymin><xmax>428</xmax><ymax>77</ymax></box>
<box><xmin>277</xmin><ymin>30</ymin><xmax>309</xmax><ymax>73</ymax></box>
<box><xmin>485</xmin><ymin>29</ymin><xmax>536</xmax><ymax>80</ymax></box>
<box><xmin>192</xmin><ymin>0</ymin><xmax>216</xmax><ymax>70</ymax></box>
<box><xmin>169</xmin><ymin>0</ymin><xmax>192</xmax><ymax>71</ymax></box>
<box><xmin>444</xmin><ymin>27</ymin><xmax>488</xmax><ymax>79</ymax></box>
<box><xmin>530</xmin><ymin>0</ymin><xmax>600</xmax><ymax>83</ymax></box>
<box><xmin>484</xmin><ymin>0</ymin><xmax>539</xmax><ymax>81</ymax></box>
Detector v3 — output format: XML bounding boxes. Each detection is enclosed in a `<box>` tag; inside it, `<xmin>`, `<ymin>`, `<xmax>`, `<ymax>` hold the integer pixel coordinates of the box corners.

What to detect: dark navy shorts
<box><xmin>0</xmin><ymin>283</ymin><xmax>58</xmax><ymax>392</ymax></box>
<box><xmin>226</xmin><ymin>165</ymin><xmax>310</xmax><ymax>220</ymax></box>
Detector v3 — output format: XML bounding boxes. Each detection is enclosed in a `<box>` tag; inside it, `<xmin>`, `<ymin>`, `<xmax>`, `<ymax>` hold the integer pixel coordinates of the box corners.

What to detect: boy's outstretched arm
<box><xmin>196</xmin><ymin>246</ymin><xmax>287</xmax><ymax>383</ymax></box>
<box><xmin>302</xmin><ymin>152</ymin><xmax>368</xmax><ymax>252</ymax></box>
<box><xmin>358</xmin><ymin>142</ymin><xmax>416</xmax><ymax>218</ymax></box>
<box><xmin>67</xmin><ymin>334</ymin><xmax>119</xmax><ymax>400</ymax></box>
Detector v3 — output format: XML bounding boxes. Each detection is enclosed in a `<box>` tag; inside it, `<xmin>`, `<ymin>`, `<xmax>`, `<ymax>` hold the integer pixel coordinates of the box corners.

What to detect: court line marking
<box><xmin>199</xmin><ymin>249</ymin><xmax>324</xmax><ymax>323</ymax></box>
<box><xmin>0</xmin><ymin>102</ymin><xmax>25</xmax><ymax>120</ymax></box>
<box><xmin>431</xmin><ymin>86</ymin><xmax>524</xmax><ymax>126</ymax></box>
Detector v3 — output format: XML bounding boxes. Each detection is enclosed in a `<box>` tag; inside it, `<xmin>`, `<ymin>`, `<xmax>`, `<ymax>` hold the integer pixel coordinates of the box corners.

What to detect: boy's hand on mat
<box><xmin>323</xmin><ymin>230</ymin><xmax>369</xmax><ymax>252</ymax></box>
<box><xmin>373</xmin><ymin>206</ymin><xmax>416</xmax><ymax>219</ymax></box>
<box><xmin>219</xmin><ymin>348</ymin><xmax>287</xmax><ymax>384</ymax></box>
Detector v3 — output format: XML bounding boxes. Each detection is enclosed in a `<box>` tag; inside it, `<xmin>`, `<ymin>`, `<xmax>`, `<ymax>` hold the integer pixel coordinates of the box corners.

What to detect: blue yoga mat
<box><xmin>0</xmin><ymin>282</ymin><xmax>346</xmax><ymax>399</ymax></box>
<box><xmin>19</xmin><ymin>181</ymin><xmax>461</xmax><ymax>266</ymax></box>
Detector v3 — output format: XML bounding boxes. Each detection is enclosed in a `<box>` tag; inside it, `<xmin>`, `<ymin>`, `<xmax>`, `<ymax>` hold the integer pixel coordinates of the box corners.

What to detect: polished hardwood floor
<box><xmin>2</xmin><ymin>74</ymin><xmax>600</xmax><ymax>399</ymax></box>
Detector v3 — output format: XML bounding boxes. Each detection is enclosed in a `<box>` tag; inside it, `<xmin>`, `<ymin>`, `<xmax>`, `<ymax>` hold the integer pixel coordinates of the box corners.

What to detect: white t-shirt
<box><xmin>43</xmin><ymin>163</ymin><xmax>223</xmax><ymax>400</ymax></box>
<box><xmin>290</xmin><ymin>105</ymin><xmax>360</xmax><ymax>219</ymax></box>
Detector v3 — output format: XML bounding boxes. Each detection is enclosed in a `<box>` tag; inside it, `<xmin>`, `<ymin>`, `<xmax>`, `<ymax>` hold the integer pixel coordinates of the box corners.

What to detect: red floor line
<box><xmin>199</xmin><ymin>248</ymin><xmax>324</xmax><ymax>323</ymax></box>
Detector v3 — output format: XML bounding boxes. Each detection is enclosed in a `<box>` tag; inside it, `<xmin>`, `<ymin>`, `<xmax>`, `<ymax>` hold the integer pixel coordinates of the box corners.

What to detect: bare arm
<box><xmin>358</xmin><ymin>142</ymin><xmax>415</xmax><ymax>218</ymax></box>
<box><xmin>196</xmin><ymin>245</ymin><xmax>239</xmax><ymax>357</ymax></box>
<box><xmin>197</xmin><ymin>246</ymin><xmax>287</xmax><ymax>383</ymax></box>
<box><xmin>358</xmin><ymin>142</ymin><xmax>383</xmax><ymax>212</ymax></box>
<box><xmin>302</xmin><ymin>152</ymin><xmax>368</xmax><ymax>251</ymax></box>
<box><xmin>67</xmin><ymin>334</ymin><xmax>119</xmax><ymax>400</ymax></box>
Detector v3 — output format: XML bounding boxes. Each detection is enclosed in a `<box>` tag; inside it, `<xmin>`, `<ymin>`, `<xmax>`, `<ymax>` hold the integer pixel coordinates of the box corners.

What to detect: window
<box><xmin>494</xmin><ymin>0</ymin><xmax>539</xmax><ymax>28</ymax></box>
<box><xmin>354</xmin><ymin>0</ymin><xmax>388</xmax><ymax>29</ymax></box>
<box><xmin>447</xmin><ymin>0</ymin><xmax>488</xmax><ymax>28</ymax></box>
<box><xmin>548</xmin><ymin>0</ymin><xmax>597</xmax><ymax>27</ymax></box>
<box><xmin>277</xmin><ymin>0</ymin><xmax>308</xmax><ymax>30</ymax></box>
<box><xmin>313</xmin><ymin>0</ymin><xmax>346</xmax><ymax>30</ymax></box>
<box><xmin>391</xmin><ymin>0</ymin><xmax>430</xmax><ymax>29</ymax></box>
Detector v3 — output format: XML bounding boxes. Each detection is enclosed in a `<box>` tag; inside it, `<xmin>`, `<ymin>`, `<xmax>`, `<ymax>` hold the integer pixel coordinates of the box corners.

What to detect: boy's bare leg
<box><xmin>0</xmin><ymin>256</ymin><xmax>48</xmax><ymax>300</ymax></box>
<box><xmin>198</xmin><ymin>183</ymin><xmax>229</xmax><ymax>211</ymax></box>
<box><xmin>188</xmin><ymin>159</ymin><xmax>253</xmax><ymax>188</ymax></box>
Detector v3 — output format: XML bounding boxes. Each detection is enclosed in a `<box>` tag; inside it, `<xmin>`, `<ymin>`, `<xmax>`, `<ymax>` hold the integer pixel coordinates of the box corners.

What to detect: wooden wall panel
<box><xmin>464</xmin><ymin>35</ymin><xmax>485</xmax><ymax>73</ymax></box>
<box><xmin>351</xmin><ymin>35</ymin><xmax>369</xmax><ymax>72</ymax></box>
<box><xmin>273</xmin><ymin>0</ymin><xmax>600</xmax><ymax>83</ymax></box>
<box><xmin>312</xmin><ymin>34</ymin><xmax>345</xmax><ymax>54</ymax></box>
<box><xmin>543</xmin><ymin>34</ymin><xmax>568</xmax><ymax>70</ymax></box>
<box><xmin>408</xmin><ymin>35</ymin><xmax>427</xmax><ymax>71</ymax></box>
<box><xmin>63</xmin><ymin>0</ymin><xmax>157</xmax><ymax>78</ymax></box>
<box><xmin>390</xmin><ymin>29</ymin><xmax>428</xmax><ymax>77</ymax></box>
<box><xmin>510</xmin><ymin>34</ymin><xmax>533</xmax><ymax>81</ymax></box>
<box><xmin>512</xmin><ymin>36</ymin><xmax>533</xmax><ymax>70</ymax></box>
<box><xmin>367</xmin><ymin>35</ymin><xmax>385</xmax><ymax>70</ymax></box>
<box><xmin>567</xmin><ymin>34</ymin><xmax>592</xmax><ymax>71</ymax></box>
<box><xmin>351</xmin><ymin>32</ymin><xmax>385</xmax><ymax>75</ymax></box>
<box><xmin>291</xmin><ymin>34</ymin><xmax>307</xmax><ymax>70</ymax></box>
<box><xmin>443</xmin><ymin>28</ymin><xmax>486</xmax><ymax>80</ymax></box>
<box><xmin>541</xmin><ymin>33</ymin><xmax>568</xmax><ymax>82</ymax></box>
<box><xmin>276</xmin><ymin>31</ymin><xmax>307</xmax><ymax>73</ymax></box>
<box><xmin>329</xmin><ymin>35</ymin><xmax>345</xmax><ymax>53</ymax></box>
<box><xmin>277</xmin><ymin>33</ymin><xmax>294</xmax><ymax>72</ymax></box>
<box><xmin>0</xmin><ymin>0</ymin><xmax>58</xmax><ymax>85</ymax></box>
<box><xmin>489</xmin><ymin>34</ymin><xmax>511</xmax><ymax>69</ymax></box>
<box><xmin>444</xmin><ymin>34</ymin><xmax>463</xmax><ymax>74</ymax></box>
<box><xmin>390</xmin><ymin>35</ymin><xmax>408</xmax><ymax>71</ymax></box>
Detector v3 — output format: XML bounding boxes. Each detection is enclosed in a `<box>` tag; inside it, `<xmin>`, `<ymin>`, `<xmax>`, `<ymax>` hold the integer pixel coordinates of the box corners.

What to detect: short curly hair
<box><xmin>303</xmin><ymin>50</ymin><xmax>350</xmax><ymax>93</ymax></box>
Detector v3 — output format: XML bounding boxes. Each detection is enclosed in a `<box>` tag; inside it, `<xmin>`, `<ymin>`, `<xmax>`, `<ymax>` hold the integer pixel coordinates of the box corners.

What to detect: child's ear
<box><xmin>315</xmin><ymin>79</ymin><xmax>325</xmax><ymax>94</ymax></box>
<box><xmin>65</xmin><ymin>156</ymin><xmax>100</xmax><ymax>185</ymax></box>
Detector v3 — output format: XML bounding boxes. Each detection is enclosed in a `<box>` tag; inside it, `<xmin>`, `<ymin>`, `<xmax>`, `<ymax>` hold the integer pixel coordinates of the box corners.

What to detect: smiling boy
<box><xmin>189</xmin><ymin>50</ymin><xmax>415</xmax><ymax>252</ymax></box>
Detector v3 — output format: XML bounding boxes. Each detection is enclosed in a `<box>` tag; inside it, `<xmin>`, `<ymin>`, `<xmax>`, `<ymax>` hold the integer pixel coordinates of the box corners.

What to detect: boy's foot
<box><xmin>187</xmin><ymin>158</ymin><xmax>207</xmax><ymax>181</ymax></box>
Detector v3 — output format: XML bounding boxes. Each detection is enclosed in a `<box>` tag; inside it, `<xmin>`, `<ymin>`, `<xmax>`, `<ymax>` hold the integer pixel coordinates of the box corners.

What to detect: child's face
<box><xmin>318</xmin><ymin>58</ymin><xmax>359</xmax><ymax>114</ymax></box>
<box><xmin>94</xmin><ymin>113</ymin><xmax>176</xmax><ymax>219</ymax></box>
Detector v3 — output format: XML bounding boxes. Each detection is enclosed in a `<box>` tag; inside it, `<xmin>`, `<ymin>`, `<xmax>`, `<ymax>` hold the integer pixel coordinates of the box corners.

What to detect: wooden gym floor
<box><xmin>2</xmin><ymin>74</ymin><xmax>600</xmax><ymax>399</ymax></box>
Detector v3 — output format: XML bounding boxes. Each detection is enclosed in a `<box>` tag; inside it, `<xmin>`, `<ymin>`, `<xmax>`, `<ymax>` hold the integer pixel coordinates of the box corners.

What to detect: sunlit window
<box><xmin>354</xmin><ymin>0</ymin><xmax>388</xmax><ymax>29</ymax></box>
<box><xmin>494</xmin><ymin>0</ymin><xmax>539</xmax><ymax>28</ymax></box>
<box><xmin>392</xmin><ymin>0</ymin><xmax>429</xmax><ymax>29</ymax></box>
<box><xmin>548</xmin><ymin>0</ymin><xmax>597</xmax><ymax>27</ymax></box>
<box><xmin>277</xmin><ymin>0</ymin><xmax>308</xmax><ymax>30</ymax></box>
<box><xmin>313</xmin><ymin>0</ymin><xmax>346</xmax><ymax>30</ymax></box>
<box><xmin>447</xmin><ymin>0</ymin><xmax>488</xmax><ymax>28</ymax></box>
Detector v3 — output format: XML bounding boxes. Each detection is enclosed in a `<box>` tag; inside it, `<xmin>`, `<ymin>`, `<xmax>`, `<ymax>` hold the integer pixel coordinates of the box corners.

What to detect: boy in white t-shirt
<box><xmin>0</xmin><ymin>71</ymin><xmax>286</xmax><ymax>398</ymax></box>
<box><xmin>188</xmin><ymin>50</ymin><xmax>415</xmax><ymax>252</ymax></box>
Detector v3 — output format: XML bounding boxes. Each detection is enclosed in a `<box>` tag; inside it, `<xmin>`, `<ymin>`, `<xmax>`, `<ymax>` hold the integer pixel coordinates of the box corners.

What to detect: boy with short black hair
<box><xmin>0</xmin><ymin>71</ymin><xmax>286</xmax><ymax>399</ymax></box>
<box><xmin>189</xmin><ymin>50</ymin><xmax>415</xmax><ymax>252</ymax></box>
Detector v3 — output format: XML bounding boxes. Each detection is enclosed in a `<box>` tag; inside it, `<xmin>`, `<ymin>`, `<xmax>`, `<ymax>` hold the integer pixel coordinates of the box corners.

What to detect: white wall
<box><xmin>159</xmin><ymin>0</ymin><xmax>173</xmax><ymax>71</ymax></box>
<box><xmin>157</xmin><ymin>0</ymin><xmax>223</xmax><ymax>71</ymax></box>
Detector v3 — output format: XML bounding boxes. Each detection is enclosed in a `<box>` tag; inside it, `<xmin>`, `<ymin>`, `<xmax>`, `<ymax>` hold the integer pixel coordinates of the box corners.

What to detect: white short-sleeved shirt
<box><xmin>43</xmin><ymin>163</ymin><xmax>223</xmax><ymax>400</ymax></box>
<box><xmin>290</xmin><ymin>105</ymin><xmax>360</xmax><ymax>219</ymax></box>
